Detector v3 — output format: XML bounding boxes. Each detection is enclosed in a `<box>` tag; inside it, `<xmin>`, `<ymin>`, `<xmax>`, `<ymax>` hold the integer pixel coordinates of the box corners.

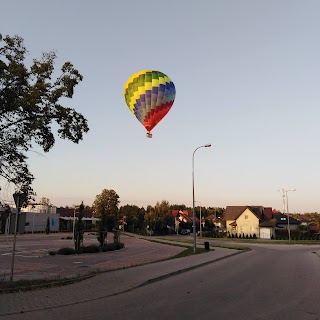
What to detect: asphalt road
<box><xmin>5</xmin><ymin>244</ymin><xmax>320</xmax><ymax>320</ymax></box>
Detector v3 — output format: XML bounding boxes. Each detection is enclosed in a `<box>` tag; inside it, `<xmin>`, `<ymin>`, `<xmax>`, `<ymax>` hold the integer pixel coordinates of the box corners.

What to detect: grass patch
<box><xmin>142</xmin><ymin>238</ymin><xmax>213</xmax><ymax>259</ymax></box>
<box><xmin>149</xmin><ymin>237</ymin><xmax>250</xmax><ymax>251</ymax></box>
<box><xmin>171</xmin><ymin>246</ymin><xmax>207</xmax><ymax>259</ymax></box>
<box><xmin>0</xmin><ymin>273</ymin><xmax>96</xmax><ymax>294</ymax></box>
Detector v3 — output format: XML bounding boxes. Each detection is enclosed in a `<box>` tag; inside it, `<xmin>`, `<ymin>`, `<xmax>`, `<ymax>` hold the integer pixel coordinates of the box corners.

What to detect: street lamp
<box><xmin>192</xmin><ymin>144</ymin><xmax>211</xmax><ymax>253</ymax></box>
<box><xmin>194</xmin><ymin>201</ymin><xmax>202</xmax><ymax>238</ymax></box>
<box><xmin>72</xmin><ymin>205</ymin><xmax>79</xmax><ymax>241</ymax></box>
<box><xmin>278</xmin><ymin>188</ymin><xmax>296</xmax><ymax>242</ymax></box>
<box><xmin>285</xmin><ymin>189</ymin><xmax>296</xmax><ymax>242</ymax></box>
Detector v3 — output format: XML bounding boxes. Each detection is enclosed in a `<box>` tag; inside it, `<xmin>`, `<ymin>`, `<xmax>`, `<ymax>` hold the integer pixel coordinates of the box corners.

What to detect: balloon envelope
<box><xmin>124</xmin><ymin>70</ymin><xmax>176</xmax><ymax>133</ymax></box>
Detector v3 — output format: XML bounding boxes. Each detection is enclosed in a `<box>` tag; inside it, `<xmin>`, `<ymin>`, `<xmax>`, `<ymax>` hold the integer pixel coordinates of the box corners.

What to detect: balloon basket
<box><xmin>146</xmin><ymin>132</ymin><xmax>152</xmax><ymax>138</ymax></box>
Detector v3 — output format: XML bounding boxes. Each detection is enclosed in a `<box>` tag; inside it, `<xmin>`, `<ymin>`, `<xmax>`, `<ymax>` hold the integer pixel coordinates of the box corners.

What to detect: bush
<box><xmin>48</xmin><ymin>250</ymin><xmax>56</xmax><ymax>256</ymax></box>
<box><xmin>102</xmin><ymin>242</ymin><xmax>125</xmax><ymax>252</ymax></box>
<box><xmin>57</xmin><ymin>247</ymin><xmax>76</xmax><ymax>255</ymax></box>
<box><xmin>82</xmin><ymin>245</ymin><xmax>100</xmax><ymax>253</ymax></box>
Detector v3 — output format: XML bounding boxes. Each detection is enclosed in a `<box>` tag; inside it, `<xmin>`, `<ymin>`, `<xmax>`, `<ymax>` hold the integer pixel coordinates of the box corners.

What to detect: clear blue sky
<box><xmin>1</xmin><ymin>0</ymin><xmax>320</xmax><ymax>213</ymax></box>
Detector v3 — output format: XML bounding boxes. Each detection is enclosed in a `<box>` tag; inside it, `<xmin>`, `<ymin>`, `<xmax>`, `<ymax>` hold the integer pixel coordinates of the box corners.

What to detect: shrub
<box><xmin>83</xmin><ymin>245</ymin><xmax>100</xmax><ymax>253</ymax></box>
<box><xmin>102</xmin><ymin>242</ymin><xmax>124</xmax><ymax>252</ymax></box>
<box><xmin>48</xmin><ymin>250</ymin><xmax>56</xmax><ymax>256</ymax></box>
<box><xmin>253</xmin><ymin>233</ymin><xmax>257</xmax><ymax>239</ymax></box>
<box><xmin>57</xmin><ymin>247</ymin><xmax>76</xmax><ymax>255</ymax></box>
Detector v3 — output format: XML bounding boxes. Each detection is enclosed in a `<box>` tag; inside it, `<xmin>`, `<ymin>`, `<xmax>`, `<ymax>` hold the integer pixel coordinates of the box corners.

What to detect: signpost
<box><xmin>10</xmin><ymin>192</ymin><xmax>28</xmax><ymax>281</ymax></box>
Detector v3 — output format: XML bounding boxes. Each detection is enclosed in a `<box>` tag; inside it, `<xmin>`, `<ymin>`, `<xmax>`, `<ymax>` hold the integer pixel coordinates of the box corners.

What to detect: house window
<box><xmin>25</xmin><ymin>222</ymin><xmax>30</xmax><ymax>226</ymax></box>
<box><xmin>281</xmin><ymin>217</ymin><xmax>286</xmax><ymax>221</ymax></box>
<box><xmin>244</xmin><ymin>215</ymin><xmax>249</xmax><ymax>220</ymax></box>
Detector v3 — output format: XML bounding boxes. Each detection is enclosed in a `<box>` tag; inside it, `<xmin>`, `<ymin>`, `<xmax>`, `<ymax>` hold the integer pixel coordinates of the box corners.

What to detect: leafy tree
<box><xmin>119</xmin><ymin>204</ymin><xmax>145</xmax><ymax>232</ymax></box>
<box><xmin>39</xmin><ymin>197</ymin><xmax>51</xmax><ymax>206</ymax></box>
<box><xmin>144</xmin><ymin>200</ymin><xmax>173</xmax><ymax>235</ymax></box>
<box><xmin>93</xmin><ymin>189</ymin><xmax>120</xmax><ymax>244</ymax></box>
<box><xmin>170</xmin><ymin>204</ymin><xmax>187</xmax><ymax>211</ymax></box>
<box><xmin>0</xmin><ymin>34</ymin><xmax>89</xmax><ymax>189</ymax></box>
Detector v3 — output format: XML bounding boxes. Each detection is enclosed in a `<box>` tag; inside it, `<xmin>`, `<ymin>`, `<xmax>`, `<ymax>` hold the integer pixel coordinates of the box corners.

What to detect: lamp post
<box><xmin>285</xmin><ymin>189</ymin><xmax>296</xmax><ymax>242</ymax></box>
<box><xmin>192</xmin><ymin>144</ymin><xmax>211</xmax><ymax>253</ymax></box>
<box><xmin>72</xmin><ymin>205</ymin><xmax>79</xmax><ymax>241</ymax></box>
<box><xmin>278</xmin><ymin>188</ymin><xmax>296</xmax><ymax>242</ymax></box>
<box><xmin>195</xmin><ymin>201</ymin><xmax>202</xmax><ymax>237</ymax></box>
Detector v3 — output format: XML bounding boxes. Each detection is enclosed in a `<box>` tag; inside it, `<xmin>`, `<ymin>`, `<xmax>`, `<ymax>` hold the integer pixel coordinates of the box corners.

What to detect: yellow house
<box><xmin>225</xmin><ymin>206</ymin><xmax>265</xmax><ymax>237</ymax></box>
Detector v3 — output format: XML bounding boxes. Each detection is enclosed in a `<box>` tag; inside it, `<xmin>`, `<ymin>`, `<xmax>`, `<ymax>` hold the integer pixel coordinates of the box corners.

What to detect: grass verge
<box><xmin>154</xmin><ymin>237</ymin><xmax>250</xmax><ymax>251</ymax></box>
<box><xmin>0</xmin><ymin>273</ymin><xmax>96</xmax><ymax>294</ymax></box>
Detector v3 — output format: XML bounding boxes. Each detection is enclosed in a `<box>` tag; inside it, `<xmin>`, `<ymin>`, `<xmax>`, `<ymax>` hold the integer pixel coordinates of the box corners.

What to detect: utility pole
<box><xmin>278</xmin><ymin>188</ymin><xmax>296</xmax><ymax>242</ymax></box>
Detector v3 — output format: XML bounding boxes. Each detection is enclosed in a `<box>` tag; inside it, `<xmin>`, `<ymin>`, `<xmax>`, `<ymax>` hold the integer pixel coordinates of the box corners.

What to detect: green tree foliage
<box><xmin>93</xmin><ymin>189</ymin><xmax>120</xmax><ymax>244</ymax></box>
<box><xmin>144</xmin><ymin>200</ymin><xmax>173</xmax><ymax>235</ymax></box>
<box><xmin>170</xmin><ymin>204</ymin><xmax>188</xmax><ymax>211</ymax></box>
<box><xmin>119</xmin><ymin>204</ymin><xmax>145</xmax><ymax>232</ymax></box>
<box><xmin>39</xmin><ymin>197</ymin><xmax>51</xmax><ymax>206</ymax></box>
<box><xmin>0</xmin><ymin>34</ymin><xmax>89</xmax><ymax>189</ymax></box>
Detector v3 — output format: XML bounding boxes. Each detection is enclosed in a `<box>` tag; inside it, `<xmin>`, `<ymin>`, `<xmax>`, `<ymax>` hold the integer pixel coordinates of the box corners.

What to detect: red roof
<box><xmin>172</xmin><ymin>210</ymin><xmax>179</xmax><ymax>218</ymax></box>
<box><xmin>172</xmin><ymin>210</ymin><xmax>199</xmax><ymax>223</ymax></box>
<box><xmin>263</xmin><ymin>207</ymin><xmax>273</xmax><ymax>220</ymax></box>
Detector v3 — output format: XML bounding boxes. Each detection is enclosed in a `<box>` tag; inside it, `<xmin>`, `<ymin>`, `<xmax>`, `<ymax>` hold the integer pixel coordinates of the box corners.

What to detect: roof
<box><xmin>273</xmin><ymin>213</ymin><xmax>300</xmax><ymax>225</ymax></box>
<box><xmin>224</xmin><ymin>206</ymin><xmax>248</xmax><ymax>220</ymax></box>
<box><xmin>57</xmin><ymin>207</ymin><xmax>94</xmax><ymax>218</ymax></box>
<box><xmin>250</xmin><ymin>206</ymin><xmax>263</xmax><ymax>220</ymax></box>
<box><xmin>224</xmin><ymin>205</ymin><xmax>265</xmax><ymax>221</ymax></box>
<box><xmin>259</xmin><ymin>219</ymin><xmax>278</xmax><ymax>227</ymax></box>
<box><xmin>263</xmin><ymin>207</ymin><xmax>273</xmax><ymax>220</ymax></box>
<box><xmin>293</xmin><ymin>214</ymin><xmax>313</xmax><ymax>223</ymax></box>
<box><xmin>172</xmin><ymin>210</ymin><xmax>199</xmax><ymax>223</ymax></box>
<box><xmin>172</xmin><ymin>210</ymin><xmax>179</xmax><ymax>218</ymax></box>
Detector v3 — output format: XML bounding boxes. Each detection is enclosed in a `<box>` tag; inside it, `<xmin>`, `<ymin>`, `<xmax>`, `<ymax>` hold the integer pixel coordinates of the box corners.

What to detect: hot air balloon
<box><xmin>124</xmin><ymin>70</ymin><xmax>176</xmax><ymax>138</ymax></box>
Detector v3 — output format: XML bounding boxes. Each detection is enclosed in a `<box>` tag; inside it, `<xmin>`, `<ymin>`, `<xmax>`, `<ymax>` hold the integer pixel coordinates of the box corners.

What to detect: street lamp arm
<box><xmin>192</xmin><ymin>143</ymin><xmax>211</xmax><ymax>254</ymax></box>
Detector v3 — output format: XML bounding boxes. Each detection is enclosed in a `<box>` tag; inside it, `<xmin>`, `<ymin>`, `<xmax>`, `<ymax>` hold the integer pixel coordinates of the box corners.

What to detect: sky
<box><xmin>1</xmin><ymin>0</ymin><xmax>320</xmax><ymax>213</ymax></box>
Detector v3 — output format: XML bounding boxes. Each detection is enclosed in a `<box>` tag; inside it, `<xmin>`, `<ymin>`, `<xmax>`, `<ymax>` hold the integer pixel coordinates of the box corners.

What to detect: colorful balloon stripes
<box><xmin>124</xmin><ymin>70</ymin><xmax>176</xmax><ymax>134</ymax></box>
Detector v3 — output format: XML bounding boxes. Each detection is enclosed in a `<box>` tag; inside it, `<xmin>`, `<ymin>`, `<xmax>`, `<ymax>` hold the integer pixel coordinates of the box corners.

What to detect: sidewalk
<box><xmin>0</xmin><ymin>236</ymin><xmax>247</xmax><ymax>317</ymax></box>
